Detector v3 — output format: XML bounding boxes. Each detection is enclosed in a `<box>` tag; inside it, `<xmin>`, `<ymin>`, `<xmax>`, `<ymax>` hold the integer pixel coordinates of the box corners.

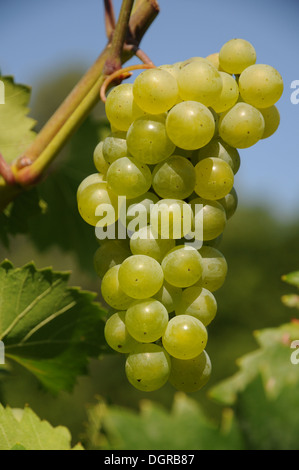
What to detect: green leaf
<box><xmin>84</xmin><ymin>393</ymin><xmax>244</xmax><ymax>450</ymax></box>
<box><xmin>0</xmin><ymin>260</ymin><xmax>108</xmax><ymax>393</ymax></box>
<box><xmin>26</xmin><ymin>116</ymin><xmax>110</xmax><ymax>272</ymax></box>
<box><xmin>0</xmin><ymin>405</ymin><xmax>83</xmax><ymax>450</ymax></box>
<box><xmin>0</xmin><ymin>76</ymin><xmax>36</xmax><ymax>163</ymax></box>
<box><xmin>209</xmin><ymin>322</ymin><xmax>299</xmax><ymax>405</ymax></box>
<box><xmin>282</xmin><ymin>271</ymin><xmax>299</xmax><ymax>288</ymax></box>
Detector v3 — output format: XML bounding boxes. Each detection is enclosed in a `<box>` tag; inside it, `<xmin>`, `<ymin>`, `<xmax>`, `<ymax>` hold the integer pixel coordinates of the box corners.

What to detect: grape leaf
<box><xmin>0</xmin><ymin>260</ymin><xmax>108</xmax><ymax>393</ymax></box>
<box><xmin>84</xmin><ymin>393</ymin><xmax>244</xmax><ymax>450</ymax></box>
<box><xmin>0</xmin><ymin>405</ymin><xmax>84</xmax><ymax>450</ymax></box>
<box><xmin>209</xmin><ymin>322</ymin><xmax>299</xmax><ymax>405</ymax></box>
<box><xmin>0</xmin><ymin>76</ymin><xmax>36</xmax><ymax>163</ymax></box>
<box><xmin>26</xmin><ymin>117</ymin><xmax>110</xmax><ymax>272</ymax></box>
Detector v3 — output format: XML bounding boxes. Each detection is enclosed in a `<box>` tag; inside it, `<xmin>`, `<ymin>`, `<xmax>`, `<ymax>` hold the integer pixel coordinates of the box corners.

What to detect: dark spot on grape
<box><xmin>117</xmin><ymin>345</ymin><xmax>122</xmax><ymax>349</ymax></box>
<box><xmin>137</xmin><ymin>379</ymin><xmax>141</xmax><ymax>382</ymax></box>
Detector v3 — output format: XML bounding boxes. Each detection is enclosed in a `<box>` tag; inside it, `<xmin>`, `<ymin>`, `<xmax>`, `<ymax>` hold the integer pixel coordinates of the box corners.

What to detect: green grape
<box><xmin>153</xmin><ymin>281</ymin><xmax>182</xmax><ymax>314</ymax></box>
<box><xmin>166</xmin><ymin>101</ymin><xmax>215</xmax><ymax>150</ymax></box>
<box><xmin>130</xmin><ymin>225</ymin><xmax>176</xmax><ymax>263</ymax></box>
<box><xmin>173</xmin><ymin>147</ymin><xmax>194</xmax><ymax>159</ymax></box>
<box><xmin>158</xmin><ymin>64</ymin><xmax>180</xmax><ymax>80</ymax></box>
<box><xmin>203</xmin><ymin>234</ymin><xmax>223</xmax><ymax>249</ymax></box>
<box><xmin>126</xmin><ymin>114</ymin><xmax>175</xmax><ymax>164</ymax></box>
<box><xmin>125</xmin><ymin>298</ymin><xmax>168</xmax><ymax>343</ymax></box>
<box><xmin>239</xmin><ymin>64</ymin><xmax>284</xmax><ymax>108</ymax></box>
<box><xmin>175</xmin><ymin>286</ymin><xmax>217</xmax><ymax>326</ymax></box>
<box><xmin>169</xmin><ymin>350</ymin><xmax>212</xmax><ymax>393</ymax></box>
<box><xmin>259</xmin><ymin>106</ymin><xmax>280</xmax><ymax>139</ymax></box>
<box><xmin>133</xmin><ymin>68</ymin><xmax>179</xmax><ymax>114</ymax></box>
<box><xmin>101</xmin><ymin>265</ymin><xmax>134</xmax><ymax>310</ymax></box>
<box><xmin>192</xmin><ymin>138</ymin><xmax>240</xmax><ymax>175</ymax></box>
<box><xmin>150</xmin><ymin>199</ymin><xmax>194</xmax><ymax>240</ymax></box>
<box><xmin>104</xmin><ymin>311</ymin><xmax>138</xmax><ymax>353</ymax></box>
<box><xmin>190</xmin><ymin>197</ymin><xmax>226</xmax><ymax>241</ymax></box>
<box><xmin>195</xmin><ymin>245</ymin><xmax>228</xmax><ymax>292</ymax></box>
<box><xmin>210</xmin><ymin>71</ymin><xmax>239</xmax><ymax>113</ymax></box>
<box><xmin>77</xmin><ymin>173</ymin><xmax>106</xmax><ymax>200</ymax></box>
<box><xmin>219</xmin><ymin>38</ymin><xmax>256</xmax><ymax>74</ymax></box>
<box><xmin>105</xmin><ymin>83</ymin><xmax>146</xmax><ymax>131</ymax></box>
<box><xmin>93</xmin><ymin>240</ymin><xmax>131</xmax><ymax>279</ymax></box>
<box><xmin>126</xmin><ymin>192</ymin><xmax>159</xmax><ymax>230</ymax></box>
<box><xmin>118</xmin><ymin>255</ymin><xmax>164</xmax><ymax>299</ymax></box>
<box><xmin>194</xmin><ymin>157</ymin><xmax>234</xmax><ymax>200</ymax></box>
<box><xmin>218</xmin><ymin>187</ymin><xmax>238</xmax><ymax>219</ymax></box>
<box><xmin>161</xmin><ymin>245</ymin><xmax>203</xmax><ymax>288</ymax></box>
<box><xmin>152</xmin><ymin>155</ymin><xmax>196</xmax><ymax>200</ymax></box>
<box><xmin>219</xmin><ymin>102</ymin><xmax>265</xmax><ymax>148</ymax></box>
<box><xmin>177</xmin><ymin>60</ymin><xmax>222</xmax><ymax>106</ymax></box>
<box><xmin>178</xmin><ymin>56</ymin><xmax>212</xmax><ymax>69</ymax></box>
<box><xmin>93</xmin><ymin>142</ymin><xmax>110</xmax><ymax>175</ymax></box>
<box><xmin>102</xmin><ymin>131</ymin><xmax>127</xmax><ymax>164</ymax></box>
<box><xmin>162</xmin><ymin>314</ymin><xmax>208</xmax><ymax>360</ymax></box>
<box><xmin>107</xmin><ymin>156</ymin><xmax>152</xmax><ymax>199</ymax></box>
<box><xmin>206</xmin><ymin>53</ymin><xmax>220</xmax><ymax>70</ymax></box>
<box><xmin>77</xmin><ymin>182</ymin><xmax>118</xmax><ymax>227</ymax></box>
<box><xmin>125</xmin><ymin>343</ymin><xmax>171</xmax><ymax>392</ymax></box>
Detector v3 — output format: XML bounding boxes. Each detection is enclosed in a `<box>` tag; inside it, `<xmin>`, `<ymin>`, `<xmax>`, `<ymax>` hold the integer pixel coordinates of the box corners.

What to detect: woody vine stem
<box><xmin>0</xmin><ymin>0</ymin><xmax>159</xmax><ymax>211</ymax></box>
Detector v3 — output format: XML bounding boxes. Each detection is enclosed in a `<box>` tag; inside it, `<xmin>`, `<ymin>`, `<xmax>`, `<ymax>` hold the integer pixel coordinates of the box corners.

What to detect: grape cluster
<box><xmin>77</xmin><ymin>39</ymin><xmax>283</xmax><ymax>393</ymax></box>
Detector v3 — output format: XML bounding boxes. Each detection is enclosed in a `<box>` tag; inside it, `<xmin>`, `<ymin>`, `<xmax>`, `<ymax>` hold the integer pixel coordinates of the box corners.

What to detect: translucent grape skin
<box><xmin>177</xmin><ymin>60</ymin><xmax>222</xmax><ymax>106</ymax></box>
<box><xmin>101</xmin><ymin>264</ymin><xmax>134</xmax><ymax>310</ymax></box>
<box><xmin>105</xmin><ymin>83</ymin><xmax>146</xmax><ymax>131</ymax></box>
<box><xmin>210</xmin><ymin>71</ymin><xmax>239</xmax><ymax>113</ymax></box>
<box><xmin>239</xmin><ymin>64</ymin><xmax>284</xmax><ymax>108</ymax></box>
<box><xmin>125</xmin><ymin>298</ymin><xmax>169</xmax><ymax>343</ymax></box>
<box><xmin>190</xmin><ymin>197</ymin><xmax>227</xmax><ymax>241</ymax></box>
<box><xmin>93</xmin><ymin>240</ymin><xmax>131</xmax><ymax>279</ymax></box>
<box><xmin>175</xmin><ymin>286</ymin><xmax>217</xmax><ymax>326</ymax></box>
<box><xmin>192</xmin><ymin>138</ymin><xmax>240</xmax><ymax>175</ymax></box>
<box><xmin>195</xmin><ymin>245</ymin><xmax>228</xmax><ymax>292</ymax></box>
<box><xmin>77</xmin><ymin>182</ymin><xmax>118</xmax><ymax>227</ymax></box>
<box><xmin>166</xmin><ymin>101</ymin><xmax>215</xmax><ymax>150</ymax></box>
<box><xmin>218</xmin><ymin>187</ymin><xmax>238</xmax><ymax>220</ymax></box>
<box><xmin>259</xmin><ymin>106</ymin><xmax>280</xmax><ymax>139</ymax></box>
<box><xmin>118</xmin><ymin>255</ymin><xmax>164</xmax><ymax>299</ymax></box>
<box><xmin>162</xmin><ymin>314</ymin><xmax>208</xmax><ymax>360</ymax></box>
<box><xmin>93</xmin><ymin>142</ymin><xmax>110</xmax><ymax>175</ymax></box>
<box><xmin>104</xmin><ymin>311</ymin><xmax>138</xmax><ymax>353</ymax></box>
<box><xmin>126</xmin><ymin>192</ymin><xmax>159</xmax><ymax>230</ymax></box>
<box><xmin>194</xmin><ymin>157</ymin><xmax>234</xmax><ymax>200</ymax></box>
<box><xmin>125</xmin><ymin>343</ymin><xmax>171</xmax><ymax>392</ymax></box>
<box><xmin>77</xmin><ymin>173</ymin><xmax>106</xmax><ymax>200</ymax></box>
<box><xmin>219</xmin><ymin>38</ymin><xmax>256</xmax><ymax>74</ymax></box>
<box><xmin>153</xmin><ymin>281</ymin><xmax>182</xmax><ymax>314</ymax></box>
<box><xmin>127</xmin><ymin>114</ymin><xmax>175</xmax><ymax>164</ymax></box>
<box><xmin>133</xmin><ymin>68</ymin><xmax>179</xmax><ymax>114</ymax></box>
<box><xmin>102</xmin><ymin>131</ymin><xmax>127</xmax><ymax>164</ymax></box>
<box><xmin>107</xmin><ymin>156</ymin><xmax>152</xmax><ymax>199</ymax></box>
<box><xmin>161</xmin><ymin>245</ymin><xmax>203</xmax><ymax>288</ymax></box>
<box><xmin>219</xmin><ymin>102</ymin><xmax>265</xmax><ymax>149</ymax></box>
<box><xmin>130</xmin><ymin>225</ymin><xmax>176</xmax><ymax>263</ymax></box>
<box><xmin>152</xmin><ymin>155</ymin><xmax>196</xmax><ymax>200</ymax></box>
<box><xmin>169</xmin><ymin>350</ymin><xmax>212</xmax><ymax>393</ymax></box>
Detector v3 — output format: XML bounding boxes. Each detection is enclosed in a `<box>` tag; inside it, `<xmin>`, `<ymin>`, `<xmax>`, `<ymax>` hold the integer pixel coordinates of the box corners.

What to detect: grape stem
<box><xmin>100</xmin><ymin>63</ymin><xmax>155</xmax><ymax>102</ymax></box>
<box><xmin>0</xmin><ymin>0</ymin><xmax>159</xmax><ymax>208</ymax></box>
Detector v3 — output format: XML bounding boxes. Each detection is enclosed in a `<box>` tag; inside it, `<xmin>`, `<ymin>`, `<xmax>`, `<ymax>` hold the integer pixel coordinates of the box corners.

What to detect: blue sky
<box><xmin>1</xmin><ymin>0</ymin><xmax>299</xmax><ymax>218</ymax></box>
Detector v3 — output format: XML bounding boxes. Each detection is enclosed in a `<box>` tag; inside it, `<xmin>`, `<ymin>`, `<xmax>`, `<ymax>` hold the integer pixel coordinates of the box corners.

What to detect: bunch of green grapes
<box><xmin>77</xmin><ymin>38</ymin><xmax>283</xmax><ymax>393</ymax></box>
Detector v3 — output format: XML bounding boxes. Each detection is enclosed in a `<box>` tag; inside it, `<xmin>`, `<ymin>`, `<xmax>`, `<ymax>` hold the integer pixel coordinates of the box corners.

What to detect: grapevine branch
<box><xmin>0</xmin><ymin>0</ymin><xmax>159</xmax><ymax>210</ymax></box>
